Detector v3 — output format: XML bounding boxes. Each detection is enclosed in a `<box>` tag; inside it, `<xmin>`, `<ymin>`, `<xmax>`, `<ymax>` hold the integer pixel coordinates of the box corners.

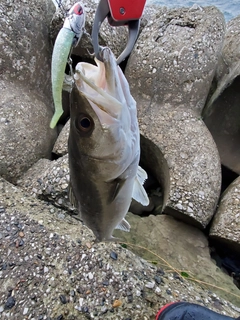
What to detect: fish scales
<box><xmin>68</xmin><ymin>47</ymin><xmax>149</xmax><ymax>241</ymax></box>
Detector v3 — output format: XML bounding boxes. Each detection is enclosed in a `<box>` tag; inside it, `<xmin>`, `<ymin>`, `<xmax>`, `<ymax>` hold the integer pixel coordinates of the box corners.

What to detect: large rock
<box><xmin>126</xmin><ymin>5</ymin><xmax>225</xmax><ymax>112</ymax></box>
<box><xmin>0</xmin><ymin>0</ymin><xmax>55</xmax><ymax>102</ymax></box>
<box><xmin>139</xmin><ymin>110</ymin><xmax>221</xmax><ymax>228</ymax></box>
<box><xmin>0</xmin><ymin>79</ymin><xmax>57</xmax><ymax>183</ymax></box>
<box><xmin>203</xmin><ymin>15</ymin><xmax>240</xmax><ymax>174</ymax></box>
<box><xmin>1</xmin><ymin>178</ymin><xmax>239</xmax><ymax>319</ymax></box>
<box><xmin>114</xmin><ymin>213</ymin><xmax>240</xmax><ymax>308</ymax></box>
<box><xmin>18</xmin><ymin>154</ymin><xmax>74</xmax><ymax>213</ymax></box>
<box><xmin>0</xmin><ymin>0</ymin><xmax>58</xmax><ymax>182</ymax></box>
<box><xmin>210</xmin><ymin>176</ymin><xmax>240</xmax><ymax>250</ymax></box>
<box><xmin>52</xmin><ymin>120</ymin><xmax>70</xmax><ymax>156</ymax></box>
<box><xmin>125</xmin><ymin>6</ymin><xmax>224</xmax><ymax>228</ymax></box>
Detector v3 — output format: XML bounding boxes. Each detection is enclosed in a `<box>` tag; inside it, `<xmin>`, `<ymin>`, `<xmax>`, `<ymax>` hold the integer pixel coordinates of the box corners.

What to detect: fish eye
<box><xmin>76</xmin><ymin>114</ymin><xmax>94</xmax><ymax>134</ymax></box>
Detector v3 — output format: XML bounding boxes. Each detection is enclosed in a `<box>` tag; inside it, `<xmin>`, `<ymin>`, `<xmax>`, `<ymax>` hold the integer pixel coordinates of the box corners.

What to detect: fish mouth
<box><xmin>74</xmin><ymin>47</ymin><xmax>125</xmax><ymax>123</ymax></box>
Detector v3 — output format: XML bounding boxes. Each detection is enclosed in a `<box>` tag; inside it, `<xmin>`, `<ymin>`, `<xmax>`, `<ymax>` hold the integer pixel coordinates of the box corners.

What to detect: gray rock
<box><xmin>125</xmin><ymin>6</ymin><xmax>224</xmax><ymax>228</ymax></box>
<box><xmin>203</xmin><ymin>16</ymin><xmax>240</xmax><ymax>174</ymax></box>
<box><xmin>0</xmin><ymin>177</ymin><xmax>240</xmax><ymax>319</ymax></box>
<box><xmin>0</xmin><ymin>79</ymin><xmax>57</xmax><ymax>183</ymax></box>
<box><xmin>0</xmin><ymin>0</ymin><xmax>58</xmax><ymax>182</ymax></box>
<box><xmin>0</xmin><ymin>0</ymin><xmax>55</xmax><ymax>102</ymax></box>
<box><xmin>126</xmin><ymin>5</ymin><xmax>225</xmax><ymax>112</ymax></box>
<box><xmin>139</xmin><ymin>106</ymin><xmax>221</xmax><ymax>228</ymax></box>
<box><xmin>114</xmin><ymin>213</ymin><xmax>240</xmax><ymax>307</ymax></box>
<box><xmin>52</xmin><ymin>120</ymin><xmax>70</xmax><ymax>156</ymax></box>
<box><xmin>18</xmin><ymin>154</ymin><xmax>74</xmax><ymax>213</ymax></box>
<box><xmin>210</xmin><ymin>176</ymin><xmax>240</xmax><ymax>250</ymax></box>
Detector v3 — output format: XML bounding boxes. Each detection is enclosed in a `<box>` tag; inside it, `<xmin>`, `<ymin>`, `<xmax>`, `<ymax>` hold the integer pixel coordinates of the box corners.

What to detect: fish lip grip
<box><xmin>92</xmin><ymin>0</ymin><xmax>146</xmax><ymax>64</ymax></box>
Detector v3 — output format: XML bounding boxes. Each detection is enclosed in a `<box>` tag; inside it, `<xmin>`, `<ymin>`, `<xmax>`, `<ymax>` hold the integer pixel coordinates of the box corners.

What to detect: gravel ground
<box><xmin>0</xmin><ymin>177</ymin><xmax>240</xmax><ymax>320</ymax></box>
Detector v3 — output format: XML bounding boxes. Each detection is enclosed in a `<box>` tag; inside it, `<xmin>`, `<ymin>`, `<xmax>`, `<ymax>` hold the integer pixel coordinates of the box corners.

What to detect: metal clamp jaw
<box><xmin>92</xmin><ymin>0</ymin><xmax>146</xmax><ymax>64</ymax></box>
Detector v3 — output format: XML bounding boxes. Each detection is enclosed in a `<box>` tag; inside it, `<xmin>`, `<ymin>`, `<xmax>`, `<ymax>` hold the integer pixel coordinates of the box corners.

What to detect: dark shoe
<box><xmin>156</xmin><ymin>302</ymin><xmax>239</xmax><ymax>320</ymax></box>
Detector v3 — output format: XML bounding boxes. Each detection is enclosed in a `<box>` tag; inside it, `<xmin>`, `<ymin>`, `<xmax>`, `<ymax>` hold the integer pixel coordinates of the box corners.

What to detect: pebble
<box><xmin>145</xmin><ymin>281</ymin><xmax>155</xmax><ymax>289</ymax></box>
<box><xmin>70</xmin><ymin>290</ymin><xmax>75</xmax><ymax>297</ymax></box>
<box><xmin>122</xmin><ymin>274</ymin><xmax>128</xmax><ymax>281</ymax></box>
<box><xmin>57</xmin><ymin>213</ymin><xmax>65</xmax><ymax>219</ymax></box>
<box><xmin>166</xmin><ymin>289</ymin><xmax>172</xmax><ymax>295</ymax></box>
<box><xmin>176</xmin><ymin>203</ymin><xmax>183</xmax><ymax>210</ymax></box>
<box><xmin>136</xmin><ymin>290</ymin><xmax>141</xmax><ymax>297</ymax></box>
<box><xmin>102</xmin><ymin>280</ymin><xmax>109</xmax><ymax>286</ymax></box>
<box><xmin>4</xmin><ymin>296</ymin><xmax>15</xmax><ymax>309</ymax></box>
<box><xmin>127</xmin><ymin>294</ymin><xmax>133</xmax><ymax>303</ymax></box>
<box><xmin>112</xmin><ymin>299</ymin><xmax>122</xmax><ymax>308</ymax></box>
<box><xmin>82</xmin><ymin>306</ymin><xmax>89</xmax><ymax>313</ymax></box>
<box><xmin>44</xmin><ymin>266</ymin><xmax>49</xmax><ymax>273</ymax></box>
<box><xmin>101</xmin><ymin>306</ymin><xmax>108</xmax><ymax>314</ymax></box>
<box><xmin>155</xmin><ymin>287</ymin><xmax>161</xmax><ymax>295</ymax></box>
<box><xmin>110</xmin><ymin>251</ymin><xmax>118</xmax><ymax>260</ymax></box>
<box><xmin>79</xmin><ymin>297</ymin><xmax>84</xmax><ymax>307</ymax></box>
<box><xmin>154</xmin><ymin>275</ymin><xmax>162</xmax><ymax>284</ymax></box>
<box><xmin>59</xmin><ymin>295</ymin><xmax>67</xmax><ymax>304</ymax></box>
<box><xmin>187</xmin><ymin>206</ymin><xmax>194</xmax><ymax>213</ymax></box>
<box><xmin>85</xmin><ymin>242</ymin><xmax>92</xmax><ymax>249</ymax></box>
<box><xmin>2</xmin><ymin>262</ymin><xmax>7</xmax><ymax>270</ymax></box>
<box><xmin>88</xmin><ymin>272</ymin><xmax>94</xmax><ymax>280</ymax></box>
<box><xmin>23</xmin><ymin>307</ymin><xmax>28</xmax><ymax>315</ymax></box>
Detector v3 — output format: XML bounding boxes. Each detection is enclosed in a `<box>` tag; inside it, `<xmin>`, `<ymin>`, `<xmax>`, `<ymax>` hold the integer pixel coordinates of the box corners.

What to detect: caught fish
<box><xmin>50</xmin><ymin>1</ymin><xmax>85</xmax><ymax>129</ymax></box>
<box><xmin>68</xmin><ymin>47</ymin><xmax>149</xmax><ymax>242</ymax></box>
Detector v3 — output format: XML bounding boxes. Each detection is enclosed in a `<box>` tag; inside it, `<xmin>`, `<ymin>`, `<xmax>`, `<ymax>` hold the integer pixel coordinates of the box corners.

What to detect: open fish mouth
<box><xmin>73</xmin><ymin>47</ymin><xmax>127</xmax><ymax>123</ymax></box>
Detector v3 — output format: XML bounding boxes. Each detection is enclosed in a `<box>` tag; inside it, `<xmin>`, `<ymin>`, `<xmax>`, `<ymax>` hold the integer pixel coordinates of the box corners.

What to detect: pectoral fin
<box><xmin>108</xmin><ymin>178</ymin><xmax>126</xmax><ymax>203</ymax></box>
<box><xmin>115</xmin><ymin>218</ymin><xmax>131</xmax><ymax>232</ymax></box>
<box><xmin>132</xmin><ymin>166</ymin><xmax>149</xmax><ymax>206</ymax></box>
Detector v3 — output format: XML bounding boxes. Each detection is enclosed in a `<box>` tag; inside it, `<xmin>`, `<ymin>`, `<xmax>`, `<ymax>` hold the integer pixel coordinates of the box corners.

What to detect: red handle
<box><xmin>107</xmin><ymin>0</ymin><xmax>146</xmax><ymax>21</ymax></box>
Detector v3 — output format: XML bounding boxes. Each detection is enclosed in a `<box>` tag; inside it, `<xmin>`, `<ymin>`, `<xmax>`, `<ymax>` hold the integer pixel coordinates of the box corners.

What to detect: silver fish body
<box><xmin>68</xmin><ymin>48</ymin><xmax>149</xmax><ymax>241</ymax></box>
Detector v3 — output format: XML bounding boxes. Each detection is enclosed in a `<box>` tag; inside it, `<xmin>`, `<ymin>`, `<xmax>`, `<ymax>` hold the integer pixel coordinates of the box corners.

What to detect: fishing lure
<box><xmin>50</xmin><ymin>1</ymin><xmax>85</xmax><ymax>129</ymax></box>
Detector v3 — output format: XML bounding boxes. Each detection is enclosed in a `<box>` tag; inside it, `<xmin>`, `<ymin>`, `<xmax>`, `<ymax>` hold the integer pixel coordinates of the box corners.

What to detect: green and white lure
<box><xmin>50</xmin><ymin>1</ymin><xmax>85</xmax><ymax>129</ymax></box>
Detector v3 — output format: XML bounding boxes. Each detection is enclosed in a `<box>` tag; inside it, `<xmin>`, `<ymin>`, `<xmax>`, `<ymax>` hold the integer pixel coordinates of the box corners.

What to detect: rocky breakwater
<box><xmin>125</xmin><ymin>5</ymin><xmax>225</xmax><ymax>228</ymax></box>
<box><xmin>0</xmin><ymin>0</ymin><xmax>57</xmax><ymax>183</ymax></box>
<box><xmin>210</xmin><ymin>176</ymin><xmax>240</xmax><ymax>251</ymax></box>
<box><xmin>203</xmin><ymin>15</ymin><xmax>240</xmax><ymax>175</ymax></box>
<box><xmin>1</xmin><ymin>0</ymin><xmax>240</xmax><ymax>318</ymax></box>
<box><xmin>124</xmin><ymin>3</ymin><xmax>240</xmax><ymax>298</ymax></box>
<box><xmin>1</xmin><ymin>178</ymin><xmax>240</xmax><ymax>319</ymax></box>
